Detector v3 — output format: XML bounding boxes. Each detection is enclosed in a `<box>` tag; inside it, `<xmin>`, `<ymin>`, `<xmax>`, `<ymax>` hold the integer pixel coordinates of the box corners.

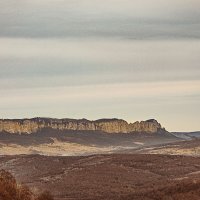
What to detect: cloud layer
<box><xmin>0</xmin><ymin>0</ymin><xmax>200</xmax><ymax>39</ymax></box>
<box><xmin>0</xmin><ymin>0</ymin><xmax>200</xmax><ymax>131</ymax></box>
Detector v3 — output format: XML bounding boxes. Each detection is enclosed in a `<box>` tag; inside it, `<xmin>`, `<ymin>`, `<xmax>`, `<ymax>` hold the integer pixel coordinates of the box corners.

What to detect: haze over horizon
<box><xmin>0</xmin><ymin>0</ymin><xmax>200</xmax><ymax>132</ymax></box>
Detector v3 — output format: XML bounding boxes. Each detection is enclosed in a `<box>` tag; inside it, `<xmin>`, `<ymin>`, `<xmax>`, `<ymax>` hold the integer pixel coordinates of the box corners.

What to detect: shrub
<box><xmin>0</xmin><ymin>170</ymin><xmax>54</xmax><ymax>200</ymax></box>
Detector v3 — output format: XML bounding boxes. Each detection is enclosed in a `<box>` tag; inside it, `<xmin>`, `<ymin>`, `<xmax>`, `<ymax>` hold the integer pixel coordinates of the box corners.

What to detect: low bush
<box><xmin>0</xmin><ymin>170</ymin><xmax>54</xmax><ymax>200</ymax></box>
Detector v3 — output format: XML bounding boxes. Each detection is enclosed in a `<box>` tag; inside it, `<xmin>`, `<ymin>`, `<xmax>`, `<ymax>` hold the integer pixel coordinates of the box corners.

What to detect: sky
<box><xmin>0</xmin><ymin>0</ymin><xmax>200</xmax><ymax>131</ymax></box>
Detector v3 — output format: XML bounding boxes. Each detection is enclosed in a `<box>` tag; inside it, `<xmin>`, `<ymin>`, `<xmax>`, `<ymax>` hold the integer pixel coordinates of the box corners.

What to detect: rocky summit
<box><xmin>0</xmin><ymin>118</ymin><xmax>166</xmax><ymax>134</ymax></box>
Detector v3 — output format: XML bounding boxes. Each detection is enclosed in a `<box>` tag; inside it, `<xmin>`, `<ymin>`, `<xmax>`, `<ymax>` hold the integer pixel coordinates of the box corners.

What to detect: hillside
<box><xmin>0</xmin><ymin>118</ymin><xmax>181</xmax><ymax>156</ymax></box>
<box><xmin>1</xmin><ymin>154</ymin><xmax>200</xmax><ymax>200</ymax></box>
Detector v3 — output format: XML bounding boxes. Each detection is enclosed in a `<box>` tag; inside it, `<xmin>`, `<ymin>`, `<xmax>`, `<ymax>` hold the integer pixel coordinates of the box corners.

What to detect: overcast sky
<box><xmin>0</xmin><ymin>0</ymin><xmax>200</xmax><ymax>131</ymax></box>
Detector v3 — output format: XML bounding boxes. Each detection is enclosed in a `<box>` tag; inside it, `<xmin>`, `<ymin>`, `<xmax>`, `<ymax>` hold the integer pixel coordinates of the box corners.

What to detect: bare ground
<box><xmin>138</xmin><ymin>139</ymin><xmax>200</xmax><ymax>156</ymax></box>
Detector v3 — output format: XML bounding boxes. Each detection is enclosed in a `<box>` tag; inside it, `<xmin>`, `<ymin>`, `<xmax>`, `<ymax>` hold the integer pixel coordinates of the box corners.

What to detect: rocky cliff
<box><xmin>0</xmin><ymin>118</ymin><xmax>166</xmax><ymax>134</ymax></box>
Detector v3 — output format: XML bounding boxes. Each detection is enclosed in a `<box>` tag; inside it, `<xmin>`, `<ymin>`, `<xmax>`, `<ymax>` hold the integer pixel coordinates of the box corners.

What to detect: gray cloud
<box><xmin>0</xmin><ymin>0</ymin><xmax>200</xmax><ymax>39</ymax></box>
<box><xmin>0</xmin><ymin>0</ymin><xmax>200</xmax><ymax>131</ymax></box>
<box><xmin>0</xmin><ymin>39</ymin><xmax>199</xmax><ymax>89</ymax></box>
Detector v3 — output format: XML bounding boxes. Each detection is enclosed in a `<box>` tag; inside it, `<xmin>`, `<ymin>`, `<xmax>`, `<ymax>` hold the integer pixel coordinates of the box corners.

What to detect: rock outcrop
<box><xmin>0</xmin><ymin>118</ymin><xmax>166</xmax><ymax>134</ymax></box>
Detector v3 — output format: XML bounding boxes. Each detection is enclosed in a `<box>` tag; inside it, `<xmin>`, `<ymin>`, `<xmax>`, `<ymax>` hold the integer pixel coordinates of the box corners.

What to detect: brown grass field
<box><xmin>0</xmin><ymin>153</ymin><xmax>200</xmax><ymax>200</ymax></box>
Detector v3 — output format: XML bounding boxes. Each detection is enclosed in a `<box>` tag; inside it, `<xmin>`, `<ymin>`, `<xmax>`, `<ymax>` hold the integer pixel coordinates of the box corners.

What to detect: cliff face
<box><xmin>0</xmin><ymin>118</ymin><xmax>165</xmax><ymax>134</ymax></box>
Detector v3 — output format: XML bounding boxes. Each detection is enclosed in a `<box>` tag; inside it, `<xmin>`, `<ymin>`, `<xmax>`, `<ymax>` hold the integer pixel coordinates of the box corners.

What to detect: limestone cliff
<box><xmin>0</xmin><ymin>118</ymin><xmax>166</xmax><ymax>134</ymax></box>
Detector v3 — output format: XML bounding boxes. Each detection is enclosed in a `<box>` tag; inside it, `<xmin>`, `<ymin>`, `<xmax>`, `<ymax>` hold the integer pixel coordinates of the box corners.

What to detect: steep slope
<box><xmin>0</xmin><ymin>118</ymin><xmax>166</xmax><ymax>134</ymax></box>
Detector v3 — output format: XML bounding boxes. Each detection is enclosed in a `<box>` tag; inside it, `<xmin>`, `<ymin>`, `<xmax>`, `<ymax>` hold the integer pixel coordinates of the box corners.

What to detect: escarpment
<box><xmin>0</xmin><ymin>118</ymin><xmax>166</xmax><ymax>134</ymax></box>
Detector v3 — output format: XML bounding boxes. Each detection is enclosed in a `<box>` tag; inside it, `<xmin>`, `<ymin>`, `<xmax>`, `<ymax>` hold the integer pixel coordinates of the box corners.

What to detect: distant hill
<box><xmin>172</xmin><ymin>131</ymin><xmax>200</xmax><ymax>140</ymax></box>
<box><xmin>0</xmin><ymin>118</ymin><xmax>166</xmax><ymax>134</ymax></box>
<box><xmin>0</xmin><ymin>118</ymin><xmax>181</xmax><ymax>156</ymax></box>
